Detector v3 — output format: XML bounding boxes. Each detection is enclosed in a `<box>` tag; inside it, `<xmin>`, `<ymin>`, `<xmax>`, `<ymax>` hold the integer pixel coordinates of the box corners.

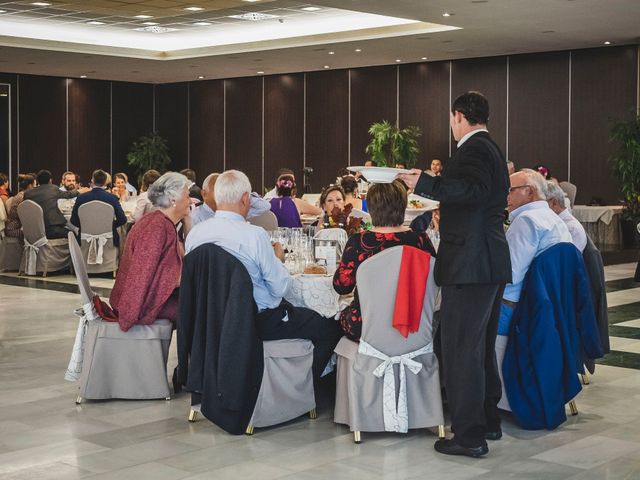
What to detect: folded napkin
<box><xmin>92</xmin><ymin>295</ymin><xmax>119</xmax><ymax>322</ymax></box>
<box><xmin>392</xmin><ymin>246</ymin><xmax>431</xmax><ymax>337</ymax></box>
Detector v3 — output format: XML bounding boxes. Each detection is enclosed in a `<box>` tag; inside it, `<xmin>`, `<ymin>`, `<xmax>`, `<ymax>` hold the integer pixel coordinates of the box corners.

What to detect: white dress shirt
<box><xmin>190</xmin><ymin>193</ymin><xmax>271</xmax><ymax>227</ymax></box>
<box><xmin>503</xmin><ymin>200</ymin><xmax>573</xmax><ymax>302</ymax></box>
<box><xmin>559</xmin><ymin>208</ymin><xmax>587</xmax><ymax>252</ymax></box>
<box><xmin>185</xmin><ymin>210</ymin><xmax>291</xmax><ymax>311</ymax></box>
<box><xmin>456</xmin><ymin>128</ymin><xmax>489</xmax><ymax>148</ymax></box>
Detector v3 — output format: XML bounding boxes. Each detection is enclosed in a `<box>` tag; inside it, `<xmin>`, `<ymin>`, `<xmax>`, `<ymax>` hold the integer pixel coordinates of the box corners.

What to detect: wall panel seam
<box><xmin>506</xmin><ymin>56</ymin><xmax>509</xmax><ymax>160</ymax></box>
<box><xmin>66</xmin><ymin>78</ymin><xmax>69</xmax><ymax>170</ymax></box>
<box><xmin>109</xmin><ymin>82</ymin><xmax>113</xmax><ymax>174</ymax></box>
<box><xmin>568</xmin><ymin>51</ymin><xmax>572</xmax><ymax>182</ymax></box>
<box><xmin>261</xmin><ymin>76</ymin><xmax>265</xmax><ymax>192</ymax></box>
<box><xmin>223</xmin><ymin>80</ymin><xmax>226</xmax><ymax>170</ymax></box>
<box><xmin>16</xmin><ymin>75</ymin><xmax>19</xmax><ymax>175</ymax></box>
<box><xmin>448</xmin><ymin>61</ymin><xmax>452</xmax><ymax>158</ymax></box>
<box><xmin>303</xmin><ymin>73</ymin><xmax>306</xmax><ymax>170</ymax></box>
<box><xmin>187</xmin><ymin>82</ymin><xmax>191</xmax><ymax>168</ymax></box>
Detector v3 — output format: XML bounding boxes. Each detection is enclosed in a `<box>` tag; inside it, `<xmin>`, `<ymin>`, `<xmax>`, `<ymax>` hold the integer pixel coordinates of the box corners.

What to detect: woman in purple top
<box><xmin>269</xmin><ymin>175</ymin><xmax>303</xmax><ymax>228</ymax></box>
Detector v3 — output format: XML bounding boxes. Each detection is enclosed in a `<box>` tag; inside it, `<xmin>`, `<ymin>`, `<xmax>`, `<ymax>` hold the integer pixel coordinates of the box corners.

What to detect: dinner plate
<box><xmin>407</xmin><ymin>194</ymin><xmax>439</xmax><ymax>212</ymax></box>
<box><xmin>301</xmin><ymin>273</ymin><xmax>330</xmax><ymax>277</ymax></box>
<box><xmin>347</xmin><ymin>166</ymin><xmax>411</xmax><ymax>183</ymax></box>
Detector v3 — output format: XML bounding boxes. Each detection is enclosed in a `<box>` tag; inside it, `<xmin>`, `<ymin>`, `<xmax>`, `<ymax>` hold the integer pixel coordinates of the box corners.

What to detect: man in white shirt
<box><xmin>544</xmin><ymin>180</ymin><xmax>587</xmax><ymax>252</ymax></box>
<box><xmin>186</xmin><ymin>170</ymin><xmax>341</xmax><ymax>383</ymax></box>
<box><xmin>499</xmin><ymin>169</ymin><xmax>572</xmax><ymax>335</ymax></box>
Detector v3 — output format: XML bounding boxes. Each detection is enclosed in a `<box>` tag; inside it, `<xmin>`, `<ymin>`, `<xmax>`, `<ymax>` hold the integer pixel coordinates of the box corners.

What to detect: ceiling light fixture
<box><xmin>395</xmin><ymin>59</ymin><xmax>402</xmax><ymax>62</ymax></box>
<box><xmin>323</xmin><ymin>65</ymin><xmax>330</xmax><ymax>69</ymax></box>
<box><xmin>134</xmin><ymin>26</ymin><xmax>178</xmax><ymax>33</ymax></box>
<box><xmin>229</xmin><ymin>12</ymin><xmax>277</xmax><ymax>21</ymax></box>
<box><xmin>0</xmin><ymin>9</ymin><xmax>6</xmax><ymax>13</ymax></box>
<box><xmin>301</xmin><ymin>6</ymin><xmax>321</xmax><ymax>11</ymax></box>
<box><xmin>257</xmin><ymin>70</ymin><xmax>264</xmax><ymax>74</ymax></box>
<box><xmin>355</xmin><ymin>48</ymin><xmax>362</xmax><ymax>52</ymax></box>
<box><xmin>184</xmin><ymin>6</ymin><xmax>204</xmax><ymax>11</ymax></box>
<box><xmin>442</xmin><ymin>12</ymin><xmax>453</xmax><ymax>17</ymax></box>
<box><xmin>421</xmin><ymin>57</ymin><xmax>428</xmax><ymax>60</ymax></box>
<box><xmin>198</xmin><ymin>75</ymin><xmax>204</xmax><ymax>79</ymax></box>
<box><xmin>193</xmin><ymin>22</ymin><xmax>211</xmax><ymax>26</ymax></box>
<box><xmin>80</xmin><ymin>75</ymin><xmax>87</xmax><ymax>78</ymax></box>
<box><xmin>328</xmin><ymin>51</ymin><xmax>335</xmax><ymax>55</ymax></box>
<box><xmin>31</xmin><ymin>2</ymin><xmax>51</xmax><ymax>6</ymax></box>
<box><xmin>243</xmin><ymin>0</ymin><xmax>261</xmax><ymax>2</ymax></box>
<box><xmin>86</xmin><ymin>21</ymin><xmax>105</xmax><ymax>25</ymax></box>
<box><xmin>604</xmin><ymin>41</ymin><xmax>611</xmax><ymax>45</ymax></box>
<box><xmin>142</xmin><ymin>21</ymin><xmax>158</xmax><ymax>25</ymax></box>
<box><xmin>135</xmin><ymin>15</ymin><xmax>153</xmax><ymax>19</ymax></box>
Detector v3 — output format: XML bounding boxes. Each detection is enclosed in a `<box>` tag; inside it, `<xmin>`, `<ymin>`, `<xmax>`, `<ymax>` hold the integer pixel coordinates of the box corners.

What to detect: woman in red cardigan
<box><xmin>109</xmin><ymin>172</ymin><xmax>192</xmax><ymax>332</ymax></box>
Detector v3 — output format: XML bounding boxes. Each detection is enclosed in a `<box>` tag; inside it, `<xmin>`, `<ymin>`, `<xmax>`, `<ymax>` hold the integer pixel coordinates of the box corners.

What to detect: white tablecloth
<box><xmin>572</xmin><ymin>205</ymin><xmax>624</xmax><ymax>250</ymax></box>
<box><xmin>284</xmin><ymin>274</ymin><xmax>346</xmax><ymax>318</ymax></box>
<box><xmin>572</xmin><ymin>205</ymin><xmax>624</xmax><ymax>225</ymax></box>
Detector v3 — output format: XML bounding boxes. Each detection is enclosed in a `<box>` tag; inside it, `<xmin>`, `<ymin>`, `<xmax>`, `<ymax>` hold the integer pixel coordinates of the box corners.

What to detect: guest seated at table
<box><xmin>340</xmin><ymin>175</ymin><xmax>363</xmax><ymax>211</ymax></box>
<box><xmin>109</xmin><ymin>172</ymin><xmax>191</xmax><ymax>331</ymax></box>
<box><xmin>0</xmin><ymin>172</ymin><xmax>10</xmax><ymax>206</ymax></box>
<box><xmin>269</xmin><ymin>175</ymin><xmax>322</xmax><ymax>227</ymax></box>
<box><xmin>333</xmin><ymin>180</ymin><xmax>436</xmax><ymax>341</ymax></box>
<box><xmin>111</xmin><ymin>173</ymin><xmax>130</xmax><ymax>201</ymax></box>
<box><xmin>4</xmin><ymin>173</ymin><xmax>36</xmax><ymax>240</ymax></box>
<box><xmin>186</xmin><ymin>169</ymin><xmax>341</xmax><ymax>381</ymax></box>
<box><xmin>70</xmin><ymin>169</ymin><xmax>127</xmax><ymax>248</ymax></box>
<box><xmin>499</xmin><ymin>169</ymin><xmax>572</xmax><ymax>335</ymax></box>
<box><xmin>545</xmin><ymin>180</ymin><xmax>587</xmax><ymax>252</ymax></box>
<box><xmin>131</xmin><ymin>169</ymin><xmax>160</xmax><ymax>222</ymax></box>
<box><xmin>180</xmin><ymin>168</ymin><xmax>202</xmax><ymax>201</ymax></box>
<box><xmin>427</xmin><ymin>158</ymin><xmax>444</xmax><ymax>177</ymax></box>
<box><xmin>191</xmin><ymin>172</ymin><xmax>271</xmax><ymax>227</ymax></box>
<box><xmin>59</xmin><ymin>171</ymin><xmax>77</xmax><ymax>192</ymax></box>
<box><xmin>24</xmin><ymin>169</ymin><xmax>88</xmax><ymax>239</ymax></box>
<box><xmin>264</xmin><ymin>168</ymin><xmax>295</xmax><ymax>200</ymax></box>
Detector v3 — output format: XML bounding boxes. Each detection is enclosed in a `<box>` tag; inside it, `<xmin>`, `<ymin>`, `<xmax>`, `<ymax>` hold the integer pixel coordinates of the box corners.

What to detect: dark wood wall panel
<box><xmin>350</xmin><ymin>65</ymin><xmax>398</xmax><ymax>166</ymax></box>
<box><xmin>305</xmin><ymin>70</ymin><xmax>349</xmax><ymax>191</ymax></box>
<box><xmin>68</xmin><ymin>79</ymin><xmax>110</xmax><ymax>185</ymax></box>
<box><xmin>156</xmin><ymin>82</ymin><xmax>189</xmax><ymax>173</ymax></box>
<box><xmin>0</xmin><ymin>73</ymin><xmax>17</xmax><ymax>188</ymax></box>
<box><xmin>451</xmin><ymin>57</ymin><xmax>508</xmax><ymax>153</ymax></box>
<box><xmin>225</xmin><ymin>76</ymin><xmax>263</xmax><ymax>189</ymax></box>
<box><xmin>189</xmin><ymin>79</ymin><xmax>224</xmax><ymax>184</ymax></box>
<box><xmin>18</xmin><ymin>75</ymin><xmax>67</xmax><ymax>180</ymax></box>
<box><xmin>111</xmin><ymin>81</ymin><xmax>153</xmax><ymax>186</ymax></box>
<box><xmin>399</xmin><ymin>61</ymin><xmax>450</xmax><ymax>170</ymax></box>
<box><xmin>570</xmin><ymin>46</ymin><xmax>638</xmax><ymax>204</ymax></box>
<box><xmin>264</xmin><ymin>74</ymin><xmax>304</xmax><ymax>194</ymax></box>
<box><xmin>509</xmin><ymin>52</ymin><xmax>570</xmax><ymax>179</ymax></box>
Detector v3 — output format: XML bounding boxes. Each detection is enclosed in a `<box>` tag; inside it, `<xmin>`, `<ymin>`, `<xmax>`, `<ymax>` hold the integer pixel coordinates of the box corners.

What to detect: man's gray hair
<box><xmin>147</xmin><ymin>172</ymin><xmax>191</xmax><ymax>208</ymax></box>
<box><xmin>214</xmin><ymin>169</ymin><xmax>251</xmax><ymax>205</ymax></box>
<box><xmin>519</xmin><ymin>168</ymin><xmax>547</xmax><ymax>199</ymax></box>
<box><xmin>202</xmin><ymin>172</ymin><xmax>220</xmax><ymax>191</ymax></box>
<box><xmin>544</xmin><ymin>180</ymin><xmax>566</xmax><ymax>206</ymax></box>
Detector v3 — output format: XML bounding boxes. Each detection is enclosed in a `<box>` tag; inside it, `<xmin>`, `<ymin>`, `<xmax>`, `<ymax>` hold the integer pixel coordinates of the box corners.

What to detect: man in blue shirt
<box><xmin>499</xmin><ymin>169</ymin><xmax>572</xmax><ymax>335</ymax></box>
<box><xmin>186</xmin><ymin>169</ymin><xmax>341</xmax><ymax>383</ymax></box>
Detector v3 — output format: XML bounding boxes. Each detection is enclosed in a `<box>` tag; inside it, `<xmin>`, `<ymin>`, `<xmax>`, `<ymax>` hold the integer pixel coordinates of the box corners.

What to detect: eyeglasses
<box><xmin>508</xmin><ymin>184</ymin><xmax>532</xmax><ymax>193</ymax></box>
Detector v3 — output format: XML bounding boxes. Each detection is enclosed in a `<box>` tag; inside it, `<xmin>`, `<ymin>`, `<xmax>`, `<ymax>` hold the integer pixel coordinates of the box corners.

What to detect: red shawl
<box><xmin>109</xmin><ymin>210</ymin><xmax>182</xmax><ymax>332</ymax></box>
<box><xmin>392</xmin><ymin>246</ymin><xmax>431</xmax><ymax>337</ymax></box>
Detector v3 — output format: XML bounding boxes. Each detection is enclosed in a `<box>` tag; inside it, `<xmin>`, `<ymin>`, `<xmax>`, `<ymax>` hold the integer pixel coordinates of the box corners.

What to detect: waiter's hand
<box><xmin>396</xmin><ymin>168</ymin><xmax>422</xmax><ymax>189</ymax></box>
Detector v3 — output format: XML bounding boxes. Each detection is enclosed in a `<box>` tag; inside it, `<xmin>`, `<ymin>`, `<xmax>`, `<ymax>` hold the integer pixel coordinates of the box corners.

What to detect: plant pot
<box><xmin>620</xmin><ymin>218</ymin><xmax>640</xmax><ymax>249</ymax></box>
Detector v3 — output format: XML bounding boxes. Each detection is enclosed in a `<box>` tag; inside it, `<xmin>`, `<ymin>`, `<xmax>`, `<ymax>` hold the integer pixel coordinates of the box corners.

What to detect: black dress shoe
<box><xmin>434</xmin><ymin>438</ymin><xmax>488</xmax><ymax>458</ymax></box>
<box><xmin>485</xmin><ymin>430</ymin><xmax>502</xmax><ymax>440</ymax></box>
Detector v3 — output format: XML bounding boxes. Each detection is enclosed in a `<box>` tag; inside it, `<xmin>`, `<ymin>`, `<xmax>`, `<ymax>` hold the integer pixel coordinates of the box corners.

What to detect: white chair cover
<box><xmin>248</xmin><ymin>210</ymin><xmax>278</xmax><ymax>231</ymax></box>
<box><xmin>22</xmin><ymin>236</ymin><xmax>48</xmax><ymax>275</ymax></box>
<box><xmin>78</xmin><ymin>201</ymin><xmax>118</xmax><ymax>273</ymax></box>
<box><xmin>81</xmin><ymin>231</ymin><xmax>113</xmax><ymax>264</ymax></box>
<box><xmin>559</xmin><ymin>181</ymin><xmax>577</xmax><ymax>209</ymax></box>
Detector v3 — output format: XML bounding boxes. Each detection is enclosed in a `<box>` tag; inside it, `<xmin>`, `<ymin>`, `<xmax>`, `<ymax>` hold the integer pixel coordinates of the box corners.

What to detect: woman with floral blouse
<box><xmin>333</xmin><ymin>180</ymin><xmax>436</xmax><ymax>341</ymax></box>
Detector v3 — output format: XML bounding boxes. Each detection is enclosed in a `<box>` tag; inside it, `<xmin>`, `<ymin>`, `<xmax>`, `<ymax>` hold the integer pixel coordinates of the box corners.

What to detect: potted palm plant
<box><xmin>127</xmin><ymin>132</ymin><xmax>172</xmax><ymax>179</ymax></box>
<box><xmin>611</xmin><ymin>114</ymin><xmax>640</xmax><ymax>248</ymax></box>
<box><xmin>365</xmin><ymin>120</ymin><xmax>421</xmax><ymax>168</ymax></box>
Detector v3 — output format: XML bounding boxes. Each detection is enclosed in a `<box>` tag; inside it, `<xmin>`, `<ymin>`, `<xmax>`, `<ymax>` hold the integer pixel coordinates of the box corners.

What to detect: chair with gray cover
<box><xmin>333</xmin><ymin>246</ymin><xmax>445</xmax><ymax>443</ymax></box>
<box><xmin>248</xmin><ymin>210</ymin><xmax>278</xmax><ymax>231</ymax></box>
<box><xmin>0</xmin><ymin>200</ymin><xmax>22</xmax><ymax>271</ymax></box>
<box><xmin>17</xmin><ymin>199</ymin><xmax>69</xmax><ymax>276</ymax></box>
<box><xmin>65</xmin><ymin>232</ymin><xmax>173</xmax><ymax>403</ymax></box>
<box><xmin>78</xmin><ymin>200</ymin><xmax>119</xmax><ymax>274</ymax></box>
<box><xmin>559</xmin><ymin>181</ymin><xmax>577</xmax><ymax>208</ymax></box>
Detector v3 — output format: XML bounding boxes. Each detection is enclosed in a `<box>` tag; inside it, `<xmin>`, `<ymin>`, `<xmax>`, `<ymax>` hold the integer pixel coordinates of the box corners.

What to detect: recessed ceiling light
<box><xmin>421</xmin><ymin>57</ymin><xmax>428</xmax><ymax>60</ymax></box>
<box><xmin>135</xmin><ymin>15</ymin><xmax>153</xmax><ymax>19</ymax></box>
<box><xmin>323</xmin><ymin>65</ymin><xmax>330</xmax><ymax>69</ymax></box>
<box><xmin>142</xmin><ymin>21</ymin><xmax>158</xmax><ymax>25</ymax></box>
<box><xmin>80</xmin><ymin>75</ymin><xmax>87</xmax><ymax>78</ymax></box>
<box><xmin>355</xmin><ymin>48</ymin><xmax>362</xmax><ymax>52</ymax></box>
<box><xmin>193</xmin><ymin>22</ymin><xmax>211</xmax><ymax>26</ymax></box>
<box><xmin>229</xmin><ymin>12</ymin><xmax>277</xmax><ymax>21</ymax></box>
<box><xmin>197</xmin><ymin>75</ymin><xmax>204</xmax><ymax>79</ymax></box>
<box><xmin>86</xmin><ymin>21</ymin><xmax>105</xmax><ymax>25</ymax></box>
<box><xmin>328</xmin><ymin>51</ymin><xmax>335</xmax><ymax>55</ymax></box>
<box><xmin>442</xmin><ymin>12</ymin><xmax>453</xmax><ymax>17</ymax></box>
<box><xmin>301</xmin><ymin>6</ymin><xmax>321</xmax><ymax>11</ymax></box>
<box><xmin>31</xmin><ymin>2</ymin><xmax>51</xmax><ymax>6</ymax></box>
<box><xmin>184</xmin><ymin>6</ymin><xmax>204</xmax><ymax>11</ymax></box>
<box><xmin>395</xmin><ymin>59</ymin><xmax>402</xmax><ymax>63</ymax></box>
<box><xmin>243</xmin><ymin>0</ymin><xmax>261</xmax><ymax>2</ymax></box>
<box><xmin>604</xmin><ymin>41</ymin><xmax>611</xmax><ymax>45</ymax></box>
<box><xmin>0</xmin><ymin>9</ymin><xmax>6</xmax><ymax>13</ymax></box>
<box><xmin>257</xmin><ymin>70</ymin><xmax>264</xmax><ymax>74</ymax></box>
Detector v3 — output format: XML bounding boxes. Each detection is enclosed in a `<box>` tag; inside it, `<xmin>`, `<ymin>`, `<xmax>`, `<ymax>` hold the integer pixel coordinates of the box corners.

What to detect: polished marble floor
<box><xmin>1</xmin><ymin>263</ymin><xmax>639</xmax><ymax>479</ymax></box>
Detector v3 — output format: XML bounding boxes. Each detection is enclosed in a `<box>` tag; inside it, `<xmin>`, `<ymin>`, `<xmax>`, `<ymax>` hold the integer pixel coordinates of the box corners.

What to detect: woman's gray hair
<box><xmin>214</xmin><ymin>169</ymin><xmax>251</xmax><ymax>205</ymax></box>
<box><xmin>544</xmin><ymin>180</ymin><xmax>566</xmax><ymax>205</ymax></box>
<box><xmin>519</xmin><ymin>168</ymin><xmax>547</xmax><ymax>199</ymax></box>
<box><xmin>147</xmin><ymin>172</ymin><xmax>191</xmax><ymax>208</ymax></box>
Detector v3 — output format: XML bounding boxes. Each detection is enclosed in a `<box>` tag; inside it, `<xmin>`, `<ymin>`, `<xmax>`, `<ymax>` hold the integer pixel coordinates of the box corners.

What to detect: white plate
<box><xmin>347</xmin><ymin>166</ymin><xmax>411</xmax><ymax>183</ymax></box>
<box><xmin>407</xmin><ymin>194</ymin><xmax>439</xmax><ymax>212</ymax></box>
<box><xmin>301</xmin><ymin>273</ymin><xmax>330</xmax><ymax>277</ymax></box>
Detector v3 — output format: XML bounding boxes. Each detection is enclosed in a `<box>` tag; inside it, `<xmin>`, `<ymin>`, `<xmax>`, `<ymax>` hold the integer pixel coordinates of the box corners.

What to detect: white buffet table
<box><xmin>572</xmin><ymin>205</ymin><xmax>624</xmax><ymax>251</ymax></box>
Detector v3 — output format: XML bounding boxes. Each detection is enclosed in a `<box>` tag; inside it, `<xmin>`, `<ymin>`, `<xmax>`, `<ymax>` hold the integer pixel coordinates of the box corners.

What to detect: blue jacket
<box><xmin>502</xmin><ymin>242</ymin><xmax>603</xmax><ymax>430</ymax></box>
<box><xmin>70</xmin><ymin>188</ymin><xmax>127</xmax><ymax>247</ymax></box>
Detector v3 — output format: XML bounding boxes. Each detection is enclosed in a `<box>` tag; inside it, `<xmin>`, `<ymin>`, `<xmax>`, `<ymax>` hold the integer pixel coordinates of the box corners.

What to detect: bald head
<box><xmin>507</xmin><ymin>169</ymin><xmax>547</xmax><ymax>212</ymax></box>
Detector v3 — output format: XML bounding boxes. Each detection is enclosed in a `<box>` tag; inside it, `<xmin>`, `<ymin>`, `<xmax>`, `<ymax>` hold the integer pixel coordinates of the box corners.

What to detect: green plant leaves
<box><xmin>127</xmin><ymin>132</ymin><xmax>172</xmax><ymax>176</ymax></box>
<box><xmin>610</xmin><ymin>115</ymin><xmax>640</xmax><ymax>221</ymax></box>
<box><xmin>365</xmin><ymin>121</ymin><xmax>421</xmax><ymax>168</ymax></box>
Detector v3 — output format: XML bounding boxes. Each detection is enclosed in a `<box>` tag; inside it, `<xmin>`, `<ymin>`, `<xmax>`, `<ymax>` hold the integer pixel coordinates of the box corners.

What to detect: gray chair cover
<box><xmin>559</xmin><ymin>181</ymin><xmax>577</xmax><ymax>208</ymax></box>
<box><xmin>248</xmin><ymin>210</ymin><xmax>278</xmax><ymax>231</ymax></box>
<box><xmin>249</xmin><ymin>339</ymin><xmax>316</xmax><ymax>428</ymax></box>
<box><xmin>495</xmin><ymin>334</ymin><xmax>511</xmax><ymax>411</ymax></box>
<box><xmin>66</xmin><ymin>232</ymin><xmax>172</xmax><ymax>400</ymax></box>
<box><xmin>334</xmin><ymin>246</ymin><xmax>444</xmax><ymax>433</ymax></box>
<box><xmin>17</xmin><ymin>200</ymin><xmax>69</xmax><ymax>276</ymax></box>
<box><xmin>78</xmin><ymin>200</ymin><xmax>119</xmax><ymax>273</ymax></box>
<box><xmin>0</xmin><ymin>235</ymin><xmax>22</xmax><ymax>271</ymax></box>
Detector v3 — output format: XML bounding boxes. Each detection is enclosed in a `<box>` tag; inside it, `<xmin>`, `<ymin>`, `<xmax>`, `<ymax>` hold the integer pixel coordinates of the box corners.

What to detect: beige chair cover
<box><xmin>249</xmin><ymin>339</ymin><xmax>316</xmax><ymax>428</ymax></box>
<box><xmin>78</xmin><ymin>200</ymin><xmax>118</xmax><ymax>273</ymax></box>
<box><xmin>334</xmin><ymin>246</ymin><xmax>444</xmax><ymax>433</ymax></box>
<box><xmin>559</xmin><ymin>181</ymin><xmax>577</xmax><ymax>209</ymax></box>
<box><xmin>248</xmin><ymin>210</ymin><xmax>278</xmax><ymax>231</ymax></box>
<box><xmin>66</xmin><ymin>232</ymin><xmax>172</xmax><ymax>400</ymax></box>
<box><xmin>495</xmin><ymin>334</ymin><xmax>511</xmax><ymax>411</ymax></box>
<box><xmin>17</xmin><ymin>200</ymin><xmax>69</xmax><ymax>276</ymax></box>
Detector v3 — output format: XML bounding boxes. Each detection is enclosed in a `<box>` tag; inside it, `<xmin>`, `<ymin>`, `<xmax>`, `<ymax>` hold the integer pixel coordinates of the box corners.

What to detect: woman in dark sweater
<box><xmin>333</xmin><ymin>180</ymin><xmax>436</xmax><ymax>341</ymax></box>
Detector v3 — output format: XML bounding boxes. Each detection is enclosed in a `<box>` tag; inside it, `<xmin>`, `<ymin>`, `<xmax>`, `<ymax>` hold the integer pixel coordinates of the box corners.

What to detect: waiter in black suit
<box><xmin>399</xmin><ymin>91</ymin><xmax>511</xmax><ymax>458</ymax></box>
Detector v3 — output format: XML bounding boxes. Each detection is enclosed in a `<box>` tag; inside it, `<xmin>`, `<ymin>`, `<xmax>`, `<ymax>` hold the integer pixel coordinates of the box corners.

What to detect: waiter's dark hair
<box><xmin>452</xmin><ymin>91</ymin><xmax>489</xmax><ymax>125</ymax></box>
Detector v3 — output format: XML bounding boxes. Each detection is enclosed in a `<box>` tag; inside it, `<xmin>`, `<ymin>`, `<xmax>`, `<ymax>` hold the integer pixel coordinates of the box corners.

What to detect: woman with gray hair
<box><xmin>109</xmin><ymin>172</ymin><xmax>191</xmax><ymax>331</ymax></box>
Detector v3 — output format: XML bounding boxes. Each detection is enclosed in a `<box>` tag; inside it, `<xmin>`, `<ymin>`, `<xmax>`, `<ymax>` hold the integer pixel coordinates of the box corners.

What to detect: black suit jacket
<box><xmin>24</xmin><ymin>183</ymin><xmax>78</xmax><ymax>238</ymax></box>
<box><xmin>177</xmin><ymin>243</ymin><xmax>264</xmax><ymax>435</ymax></box>
<box><xmin>414</xmin><ymin>131</ymin><xmax>512</xmax><ymax>286</ymax></box>
<box><xmin>70</xmin><ymin>188</ymin><xmax>127</xmax><ymax>247</ymax></box>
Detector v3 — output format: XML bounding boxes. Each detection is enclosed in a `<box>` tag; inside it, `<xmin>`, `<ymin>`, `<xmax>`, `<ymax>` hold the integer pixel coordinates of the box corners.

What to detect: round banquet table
<box><xmin>284</xmin><ymin>273</ymin><xmax>351</xmax><ymax>318</ymax></box>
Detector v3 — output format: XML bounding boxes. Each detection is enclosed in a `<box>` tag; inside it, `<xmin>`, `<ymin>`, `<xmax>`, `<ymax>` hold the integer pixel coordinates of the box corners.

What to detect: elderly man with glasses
<box><xmin>499</xmin><ymin>168</ymin><xmax>572</xmax><ymax>336</ymax></box>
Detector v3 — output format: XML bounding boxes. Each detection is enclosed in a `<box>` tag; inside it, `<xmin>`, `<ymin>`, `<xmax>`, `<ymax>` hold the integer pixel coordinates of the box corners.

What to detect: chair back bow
<box><xmin>81</xmin><ymin>232</ymin><xmax>112</xmax><ymax>264</ymax></box>
<box><xmin>23</xmin><ymin>236</ymin><xmax>48</xmax><ymax>275</ymax></box>
<box><xmin>65</xmin><ymin>301</ymin><xmax>102</xmax><ymax>381</ymax></box>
